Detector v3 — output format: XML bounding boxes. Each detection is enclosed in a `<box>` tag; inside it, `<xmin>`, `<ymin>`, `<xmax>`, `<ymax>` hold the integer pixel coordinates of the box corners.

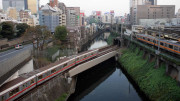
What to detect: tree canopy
<box><xmin>54</xmin><ymin>26</ymin><xmax>67</xmax><ymax>41</ymax></box>
<box><xmin>16</xmin><ymin>23</ymin><xmax>29</xmax><ymax>37</ymax></box>
<box><xmin>0</xmin><ymin>21</ymin><xmax>15</xmax><ymax>39</ymax></box>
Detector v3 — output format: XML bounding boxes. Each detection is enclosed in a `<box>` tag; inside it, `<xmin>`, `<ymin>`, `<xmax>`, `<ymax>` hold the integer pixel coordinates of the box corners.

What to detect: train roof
<box><xmin>0</xmin><ymin>77</ymin><xmax>26</xmax><ymax>93</ymax></box>
<box><xmin>137</xmin><ymin>34</ymin><xmax>180</xmax><ymax>46</ymax></box>
<box><xmin>0</xmin><ymin>49</ymin><xmax>98</xmax><ymax>95</ymax></box>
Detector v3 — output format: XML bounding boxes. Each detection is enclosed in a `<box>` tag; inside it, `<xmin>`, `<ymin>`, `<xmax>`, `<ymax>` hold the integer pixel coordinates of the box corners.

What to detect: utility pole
<box><xmin>121</xmin><ymin>23</ymin><xmax>123</xmax><ymax>38</ymax></box>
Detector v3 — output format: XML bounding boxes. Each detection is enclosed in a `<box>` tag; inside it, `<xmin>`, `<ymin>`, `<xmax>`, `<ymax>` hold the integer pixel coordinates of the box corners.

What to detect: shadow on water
<box><xmin>68</xmin><ymin>58</ymin><xmax>116</xmax><ymax>101</ymax></box>
<box><xmin>67</xmin><ymin>58</ymin><xmax>150</xmax><ymax>101</ymax></box>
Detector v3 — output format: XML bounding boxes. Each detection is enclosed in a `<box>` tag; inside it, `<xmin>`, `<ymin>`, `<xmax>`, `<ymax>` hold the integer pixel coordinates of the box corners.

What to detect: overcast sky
<box><xmin>0</xmin><ymin>0</ymin><xmax>179</xmax><ymax>16</ymax></box>
<box><xmin>40</xmin><ymin>0</ymin><xmax>180</xmax><ymax>16</ymax></box>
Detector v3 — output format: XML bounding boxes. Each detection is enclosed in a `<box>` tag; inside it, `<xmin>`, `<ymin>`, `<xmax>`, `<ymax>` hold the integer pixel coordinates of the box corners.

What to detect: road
<box><xmin>0</xmin><ymin>44</ymin><xmax>33</xmax><ymax>63</ymax></box>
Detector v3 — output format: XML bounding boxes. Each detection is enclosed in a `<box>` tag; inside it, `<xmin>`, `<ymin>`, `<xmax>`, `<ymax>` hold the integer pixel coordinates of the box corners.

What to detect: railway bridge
<box><xmin>0</xmin><ymin>45</ymin><xmax>121</xmax><ymax>101</ymax></box>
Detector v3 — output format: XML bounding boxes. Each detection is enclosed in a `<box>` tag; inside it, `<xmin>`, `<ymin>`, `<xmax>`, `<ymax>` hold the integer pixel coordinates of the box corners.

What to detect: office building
<box><xmin>27</xmin><ymin>0</ymin><xmax>38</xmax><ymax>14</ymax></box>
<box><xmin>136</xmin><ymin>5</ymin><xmax>175</xmax><ymax>24</ymax></box>
<box><xmin>3</xmin><ymin>0</ymin><xmax>38</xmax><ymax>14</ymax></box>
<box><xmin>66</xmin><ymin>7</ymin><xmax>80</xmax><ymax>27</ymax></box>
<box><xmin>39</xmin><ymin>4</ymin><xmax>65</xmax><ymax>33</ymax></box>
<box><xmin>3</xmin><ymin>0</ymin><xmax>27</xmax><ymax>11</ymax></box>
<box><xmin>130</xmin><ymin>0</ymin><xmax>158</xmax><ymax>25</ymax></box>
<box><xmin>177</xmin><ymin>9</ymin><xmax>180</xmax><ymax>18</ymax></box>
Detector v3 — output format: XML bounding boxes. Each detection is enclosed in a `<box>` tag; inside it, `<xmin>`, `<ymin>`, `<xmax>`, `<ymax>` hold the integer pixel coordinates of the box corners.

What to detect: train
<box><xmin>136</xmin><ymin>34</ymin><xmax>180</xmax><ymax>55</ymax></box>
<box><xmin>0</xmin><ymin>49</ymin><xmax>99</xmax><ymax>101</ymax></box>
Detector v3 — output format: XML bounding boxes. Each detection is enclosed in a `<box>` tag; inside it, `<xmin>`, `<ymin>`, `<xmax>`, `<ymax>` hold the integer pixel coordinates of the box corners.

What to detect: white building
<box><xmin>139</xmin><ymin>18</ymin><xmax>180</xmax><ymax>27</ymax></box>
<box><xmin>102</xmin><ymin>12</ymin><xmax>114</xmax><ymax>24</ymax></box>
<box><xmin>177</xmin><ymin>9</ymin><xmax>180</xmax><ymax>18</ymax></box>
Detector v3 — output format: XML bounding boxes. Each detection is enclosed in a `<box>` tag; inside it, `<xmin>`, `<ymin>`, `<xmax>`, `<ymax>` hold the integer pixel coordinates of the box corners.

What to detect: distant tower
<box><xmin>50</xmin><ymin>0</ymin><xmax>58</xmax><ymax>7</ymax></box>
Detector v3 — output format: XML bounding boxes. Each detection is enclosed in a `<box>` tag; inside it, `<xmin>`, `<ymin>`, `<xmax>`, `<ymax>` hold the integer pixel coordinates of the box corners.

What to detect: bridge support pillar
<box><xmin>115</xmin><ymin>54</ymin><xmax>119</xmax><ymax>61</ymax></box>
<box><xmin>69</xmin><ymin>77</ymin><xmax>77</xmax><ymax>94</ymax></box>
<box><xmin>148</xmin><ymin>54</ymin><xmax>155</xmax><ymax>62</ymax></box>
<box><xmin>176</xmin><ymin>66</ymin><xmax>180</xmax><ymax>84</ymax></box>
<box><xmin>155</xmin><ymin>56</ymin><xmax>160</xmax><ymax>68</ymax></box>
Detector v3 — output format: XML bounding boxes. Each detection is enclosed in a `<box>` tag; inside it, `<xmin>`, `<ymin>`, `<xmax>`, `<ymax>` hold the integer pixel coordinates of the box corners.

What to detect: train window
<box><xmin>148</xmin><ymin>38</ymin><xmax>150</xmax><ymax>41</ymax></box>
<box><xmin>1</xmin><ymin>95</ymin><xmax>5</xmax><ymax>101</ymax></box>
<box><xmin>165</xmin><ymin>43</ymin><xmax>168</xmax><ymax>47</ymax></box>
<box><xmin>160</xmin><ymin>42</ymin><xmax>164</xmax><ymax>46</ymax></box>
<box><xmin>169</xmin><ymin>45</ymin><xmax>173</xmax><ymax>49</ymax></box>
<box><xmin>38</xmin><ymin>75</ymin><xmax>43</xmax><ymax>80</ymax></box>
<box><xmin>174</xmin><ymin>46</ymin><xmax>178</xmax><ymax>51</ymax></box>
<box><xmin>9</xmin><ymin>88</ymin><xmax>19</xmax><ymax>97</ymax></box>
<box><xmin>143</xmin><ymin>37</ymin><xmax>145</xmax><ymax>40</ymax></box>
<box><xmin>31</xmin><ymin>79</ymin><xmax>35</xmax><ymax>84</ymax></box>
<box><xmin>179</xmin><ymin>47</ymin><xmax>180</xmax><ymax>51</ymax></box>
<box><xmin>64</xmin><ymin>63</ymin><xmax>67</xmax><ymax>67</ymax></box>
<box><xmin>153</xmin><ymin>40</ymin><xmax>156</xmax><ymax>43</ymax></box>
<box><xmin>51</xmin><ymin>69</ymin><xmax>56</xmax><ymax>73</ymax></box>
<box><xmin>84</xmin><ymin>55</ymin><xmax>87</xmax><ymax>58</ymax></box>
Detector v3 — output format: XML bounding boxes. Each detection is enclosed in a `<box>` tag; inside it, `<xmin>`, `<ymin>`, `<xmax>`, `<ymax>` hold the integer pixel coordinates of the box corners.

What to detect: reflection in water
<box><xmin>68</xmin><ymin>59</ymin><xmax>145</xmax><ymax>101</ymax></box>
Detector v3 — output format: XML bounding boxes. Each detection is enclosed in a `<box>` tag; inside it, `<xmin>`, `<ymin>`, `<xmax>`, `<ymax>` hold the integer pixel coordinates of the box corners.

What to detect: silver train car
<box><xmin>0</xmin><ymin>49</ymin><xmax>98</xmax><ymax>101</ymax></box>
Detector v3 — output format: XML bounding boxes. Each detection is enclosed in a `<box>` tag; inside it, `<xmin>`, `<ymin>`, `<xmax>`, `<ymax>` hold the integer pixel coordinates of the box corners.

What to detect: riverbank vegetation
<box><xmin>119</xmin><ymin>45</ymin><xmax>180</xmax><ymax>101</ymax></box>
<box><xmin>107</xmin><ymin>32</ymin><xmax>118</xmax><ymax>45</ymax></box>
<box><xmin>56</xmin><ymin>93</ymin><xmax>68</xmax><ymax>101</ymax></box>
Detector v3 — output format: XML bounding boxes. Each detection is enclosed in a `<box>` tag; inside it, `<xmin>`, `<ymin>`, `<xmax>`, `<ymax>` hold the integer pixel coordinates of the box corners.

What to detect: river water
<box><xmin>68</xmin><ymin>32</ymin><xmax>148</xmax><ymax>101</ymax></box>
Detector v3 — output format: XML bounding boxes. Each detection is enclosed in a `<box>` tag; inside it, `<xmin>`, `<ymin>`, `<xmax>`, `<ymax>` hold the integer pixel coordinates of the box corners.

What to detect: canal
<box><xmin>68</xmin><ymin>32</ymin><xmax>148</xmax><ymax>101</ymax></box>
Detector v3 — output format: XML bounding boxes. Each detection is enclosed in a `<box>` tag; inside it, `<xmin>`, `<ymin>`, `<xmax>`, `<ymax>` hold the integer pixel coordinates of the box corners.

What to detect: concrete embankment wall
<box><xmin>0</xmin><ymin>50</ymin><xmax>32</xmax><ymax>80</ymax></box>
<box><xmin>20</xmin><ymin>75</ymin><xmax>76</xmax><ymax>101</ymax></box>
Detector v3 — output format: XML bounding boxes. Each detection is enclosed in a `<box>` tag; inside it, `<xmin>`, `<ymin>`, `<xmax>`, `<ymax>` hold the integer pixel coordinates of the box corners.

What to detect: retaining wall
<box><xmin>0</xmin><ymin>50</ymin><xmax>32</xmax><ymax>78</ymax></box>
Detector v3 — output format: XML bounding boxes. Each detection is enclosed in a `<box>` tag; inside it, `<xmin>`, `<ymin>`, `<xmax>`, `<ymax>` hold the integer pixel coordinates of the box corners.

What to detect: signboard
<box><xmin>96</xmin><ymin>11</ymin><xmax>101</xmax><ymax>16</ymax></box>
<box><xmin>110</xmin><ymin>10</ymin><xmax>115</xmax><ymax>15</ymax></box>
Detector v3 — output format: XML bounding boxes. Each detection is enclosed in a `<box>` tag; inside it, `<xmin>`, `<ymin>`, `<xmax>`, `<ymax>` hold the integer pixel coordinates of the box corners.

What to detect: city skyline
<box><xmin>0</xmin><ymin>0</ymin><xmax>179</xmax><ymax>16</ymax></box>
<box><xmin>39</xmin><ymin>0</ymin><xmax>180</xmax><ymax>16</ymax></box>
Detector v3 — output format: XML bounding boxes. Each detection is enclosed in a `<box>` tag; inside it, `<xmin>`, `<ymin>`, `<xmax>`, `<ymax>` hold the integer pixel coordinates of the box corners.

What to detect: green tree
<box><xmin>16</xmin><ymin>23</ymin><xmax>29</xmax><ymax>37</ymax></box>
<box><xmin>0</xmin><ymin>21</ymin><xmax>15</xmax><ymax>39</ymax></box>
<box><xmin>54</xmin><ymin>26</ymin><xmax>67</xmax><ymax>41</ymax></box>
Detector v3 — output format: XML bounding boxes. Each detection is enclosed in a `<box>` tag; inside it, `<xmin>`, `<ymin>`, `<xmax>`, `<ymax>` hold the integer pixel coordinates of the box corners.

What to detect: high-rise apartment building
<box><xmin>27</xmin><ymin>0</ymin><xmax>38</xmax><ymax>14</ymax></box>
<box><xmin>177</xmin><ymin>9</ymin><xmax>180</xmax><ymax>18</ymax></box>
<box><xmin>136</xmin><ymin>5</ymin><xmax>175</xmax><ymax>24</ymax></box>
<box><xmin>3</xmin><ymin>0</ymin><xmax>38</xmax><ymax>14</ymax></box>
<box><xmin>3</xmin><ymin>0</ymin><xmax>27</xmax><ymax>11</ymax></box>
<box><xmin>39</xmin><ymin>4</ymin><xmax>65</xmax><ymax>33</ymax></box>
<box><xmin>66</xmin><ymin>7</ymin><xmax>80</xmax><ymax>27</ymax></box>
<box><xmin>50</xmin><ymin>0</ymin><xmax>58</xmax><ymax>8</ymax></box>
<box><xmin>130</xmin><ymin>0</ymin><xmax>158</xmax><ymax>25</ymax></box>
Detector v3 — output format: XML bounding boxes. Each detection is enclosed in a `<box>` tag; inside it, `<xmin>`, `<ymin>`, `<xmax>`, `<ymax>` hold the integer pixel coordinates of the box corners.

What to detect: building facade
<box><xmin>7</xmin><ymin>7</ymin><xmax>18</xmax><ymax>20</ymax></box>
<box><xmin>3</xmin><ymin>0</ymin><xmax>38</xmax><ymax>14</ymax></box>
<box><xmin>27</xmin><ymin>0</ymin><xmax>38</xmax><ymax>14</ymax></box>
<box><xmin>177</xmin><ymin>9</ymin><xmax>180</xmax><ymax>18</ymax></box>
<box><xmin>136</xmin><ymin>5</ymin><xmax>175</xmax><ymax>24</ymax></box>
<box><xmin>66</xmin><ymin>7</ymin><xmax>80</xmax><ymax>27</ymax></box>
<box><xmin>39</xmin><ymin>4</ymin><xmax>60</xmax><ymax>33</ymax></box>
<box><xmin>3</xmin><ymin>0</ymin><xmax>27</xmax><ymax>11</ymax></box>
<box><xmin>50</xmin><ymin>0</ymin><xmax>58</xmax><ymax>8</ymax></box>
<box><xmin>39</xmin><ymin>4</ymin><xmax>65</xmax><ymax>33</ymax></box>
<box><xmin>130</xmin><ymin>0</ymin><xmax>157</xmax><ymax>25</ymax></box>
